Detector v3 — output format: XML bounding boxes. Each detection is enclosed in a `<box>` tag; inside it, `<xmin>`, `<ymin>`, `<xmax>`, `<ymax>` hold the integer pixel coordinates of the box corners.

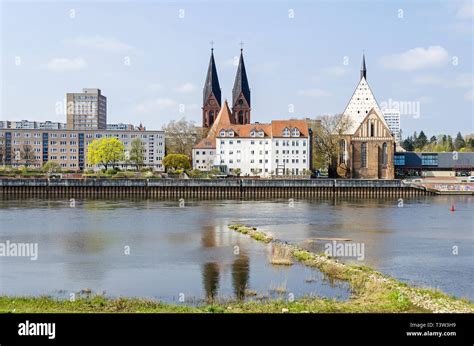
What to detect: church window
<box><xmin>370</xmin><ymin>122</ymin><xmax>375</xmax><ymax>137</ymax></box>
<box><xmin>382</xmin><ymin>142</ymin><xmax>388</xmax><ymax>166</ymax></box>
<box><xmin>361</xmin><ymin>142</ymin><xmax>367</xmax><ymax>168</ymax></box>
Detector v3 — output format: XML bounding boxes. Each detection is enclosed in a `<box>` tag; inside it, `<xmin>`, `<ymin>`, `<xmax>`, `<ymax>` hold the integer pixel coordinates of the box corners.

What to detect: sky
<box><xmin>0</xmin><ymin>0</ymin><xmax>473</xmax><ymax>138</ymax></box>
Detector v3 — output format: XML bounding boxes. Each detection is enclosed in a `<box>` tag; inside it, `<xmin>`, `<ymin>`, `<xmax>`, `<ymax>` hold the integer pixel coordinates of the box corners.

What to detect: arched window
<box><xmin>219</xmin><ymin>130</ymin><xmax>226</xmax><ymax>137</ymax></box>
<box><xmin>370</xmin><ymin>122</ymin><xmax>375</xmax><ymax>137</ymax></box>
<box><xmin>238</xmin><ymin>111</ymin><xmax>244</xmax><ymax>124</ymax></box>
<box><xmin>209</xmin><ymin>111</ymin><xmax>214</xmax><ymax>125</ymax></box>
<box><xmin>339</xmin><ymin>139</ymin><xmax>346</xmax><ymax>165</ymax></box>
<box><xmin>282</xmin><ymin>128</ymin><xmax>290</xmax><ymax>137</ymax></box>
<box><xmin>291</xmin><ymin>128</ymin><xmax>300</xmax><ymax>137</ymax></box>
<box><xmin>382</xmin><ymin>142</ymin><xmax>388</xmax><ymax>166</ymax></box>
<box><xmin>361</xmin><ymin>142</ymin><xmax>367</xmax><ymax>168</ymax></box>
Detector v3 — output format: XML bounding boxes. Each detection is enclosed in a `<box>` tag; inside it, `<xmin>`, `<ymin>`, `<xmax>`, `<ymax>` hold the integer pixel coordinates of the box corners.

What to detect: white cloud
<box><xmin>46</xmin><ymin>57</ymin><xmax>87</xmax><ymax>72</ymax></box>
<box><xmin>464</xmin><ymin>89</ymin><xmax>474</xmax><ymax>101</ymax></box>
<box><xmin>65</xmin><ymin>35</ymin><xmax>134</xmax><ymax>52</ymax></box>
<box><xmin>298</xmin><ymin>89</ymin><xmax>331</xmax><ymax>98</ymax></box>
<box><xmin>413</xmin><ymin>73</ymin><xmax>473</xmax><ymax>88</ymax></box>
<box><xmin>175</xmin><ymin>83</ymin><xmax>196</xmax><ymax>93</ymax></box>
<box><xmin>380</xmin><ymin>46</ymin><xmax>450</xmax><ymax>71</ymax></box>
<box><xmin>457</xmin><ymin>1</ymin><xmax>474</xmax><ymax>19</ymax></box>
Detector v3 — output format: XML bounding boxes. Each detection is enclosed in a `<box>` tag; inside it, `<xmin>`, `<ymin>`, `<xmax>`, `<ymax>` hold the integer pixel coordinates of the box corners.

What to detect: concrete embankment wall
<box><xmin>0</xmin><ymin>178</ymin><xmax>433</xmax><ymax>198</ymax></box>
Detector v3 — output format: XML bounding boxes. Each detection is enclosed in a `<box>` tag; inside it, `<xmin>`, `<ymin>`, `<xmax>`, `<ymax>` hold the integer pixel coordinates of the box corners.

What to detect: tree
<box><xmin>128</xmin><ymin>138</ymin><xmax>144</xmax><ymax>170</ymax></box>
<box><xmin>446</xmin><ymin>135</ymin><xmax>455</xmax><ymax>151</ymax></box>
<box><xmin>162</xmin><ymin>118</ymin><xmax>204</xmax><ymax>157</ymax></box>
<box><xmin>162</xmin><ymin>154</ymin><xmax>191</xmax><ymax>172</ymax></box>
<box><xmin>454</xmin><ymin>132</ymin><xmax>466</xmax><ymax>150</ymax></box>
<box><xmin>402</xmin><ymin>136</ymin><xmax>414</xmax><ymax>151</ymax></box>
<box><xmin>314</xmin><ymin>113</ymin><xmax>353</xmax><ymax>177</ymax></box>
<box><xmin>20</xmin><ymin>144</ymin><xmax>36</xmax><ymax>167</ymax></box>
<box><xmin>429</xmin><ymin>136</ymin><xmax>437</xmax><ymax>144</ymax></box>
<box><xmin>233</xmin><ymin>168</ymin><xmax>241</xmax><ymax>177</ymax></box>
<box><xmin>87</xmin><ymin>138</ymin><xmax>125</xmax><ymax>170</ymax></box>
<box><xmin>415</xmin><ymin>131</ymin><xmax>428</xmax><ymax>149</ymax></box>
<box><xmin>42</xmin><ymin>161</ymin><xmax>61</xmax><ymax>174</ymax></box>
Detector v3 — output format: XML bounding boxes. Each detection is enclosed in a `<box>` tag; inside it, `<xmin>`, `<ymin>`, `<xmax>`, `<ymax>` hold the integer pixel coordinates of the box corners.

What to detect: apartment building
<box><xmin>0</xmin><ymin>128</ymin><xmax>165</xmax><ymax>171</ymax></box>
<box><xmin>193</xmin><ymin>101</ymin><xmax>310</xmax><ymax>177</ymax></box>
<box><xmin>66</xmin><ymin>88</ymin><xmax>107</xmax><ymax>130</ymax></box>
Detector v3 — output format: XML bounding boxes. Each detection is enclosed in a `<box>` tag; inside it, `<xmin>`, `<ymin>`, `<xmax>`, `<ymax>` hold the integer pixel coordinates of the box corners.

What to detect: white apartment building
<box><xmin>382</xmin><ymin>108</ymin><xmax>401</xmax><ymax>143</ymax></box>
<box><xmin>193</xmin><ymin>101</ymin><xmax>310</xmax><ymax>177</ymax></box>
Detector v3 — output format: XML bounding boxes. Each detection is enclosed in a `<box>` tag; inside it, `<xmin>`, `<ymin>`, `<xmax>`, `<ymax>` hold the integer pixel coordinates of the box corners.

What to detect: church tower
<box><xmin>202</xmin><ymin>48</ymin><xmax>222</xmax><ymax>128</ymax></box>
<box><xmin>232</xmin><ymin>49</ymin><xmax>251</xmax><ymax>124</ymax></box>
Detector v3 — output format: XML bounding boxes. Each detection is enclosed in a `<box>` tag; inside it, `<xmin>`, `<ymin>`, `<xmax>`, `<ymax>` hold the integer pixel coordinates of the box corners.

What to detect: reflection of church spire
<box><xmin>232</xmin><ymin>255</ymin><xmax>249</xmax><ymax>300</ymax></box>
<box><xmin>202</xmin><ymin>262</ymin><xmax>220</xmax><ymax>302</ymax></box>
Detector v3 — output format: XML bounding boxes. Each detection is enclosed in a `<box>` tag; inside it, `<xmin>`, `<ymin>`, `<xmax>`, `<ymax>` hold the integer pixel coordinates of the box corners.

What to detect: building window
<box><xmin>382</xmin><ymin>142</ymin><xmax>388</xmax><ymax>166</ymax></box>
<box><xmin>370</xmin><ymin>122</ymin><xmax>375</xmax><ymax>137</ymax></box>
<box><xmin>394</xmin><ymin>154</ymin><xmax>405</xmax><ymax>166</ymax></box>
<box><xmin>361</xmin><ymin>142</ymin><xmax>367</xmax><ymax>168</ymax></box>
<box><xmin>282</xmin><ymin>128</ymin><xmax>290</xmax><ymax>137</ymax></box>
<box><xmin>339</xmin><ymin>139</ymin><xmax>346</xmax><ymax>165</ymax></box>
<box><xmin>422</xmin><ymin>154</ymin><xmax>438</xmax><ymax>166</ymax></box>
<box><xmin>291</xmin><ymin>128</ymin><xmax>300</xmax><ymax>137</ymax></box>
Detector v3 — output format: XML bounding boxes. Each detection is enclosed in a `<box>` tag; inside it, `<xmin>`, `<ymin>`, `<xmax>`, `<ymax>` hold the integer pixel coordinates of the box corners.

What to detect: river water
<box><xmin>0</xmin><ymin>196</ymin><xmax>472</xmax><ymax>302</ymax></box>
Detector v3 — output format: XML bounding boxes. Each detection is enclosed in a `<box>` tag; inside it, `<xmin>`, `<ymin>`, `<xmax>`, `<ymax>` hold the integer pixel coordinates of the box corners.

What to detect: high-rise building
<box><xmin>382</xmin><ymin>109</ymin><xmax>401</xmax><ymax>143</ymax></box>
<box><xmin>66</xmin><ymin>88</ymin><xmax>107</xmax><ymax>130</ymax></box>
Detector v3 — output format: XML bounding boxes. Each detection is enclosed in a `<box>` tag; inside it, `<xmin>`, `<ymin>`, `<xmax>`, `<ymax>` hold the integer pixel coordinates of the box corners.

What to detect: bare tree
<box><xmin>20</xmin><ymin>144</ymin><xmax>36</xmax><ymax>167</ymax></box>
<box><xmin>314</xmin><ymin>114</ymin><xmax>353</xmax><ymax>178</ymax></box>
<box><xmin>162</xmin><ymin>118</ymin><xmax>205</xmax><ymax>157</ymax></box>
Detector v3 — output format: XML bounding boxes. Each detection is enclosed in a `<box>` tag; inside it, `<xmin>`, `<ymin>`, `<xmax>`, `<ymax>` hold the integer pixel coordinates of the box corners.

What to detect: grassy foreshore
<box><xmin>1</xmin><ymin>225</ymin><xmax>471</xmax><ymax>314</ymax></box>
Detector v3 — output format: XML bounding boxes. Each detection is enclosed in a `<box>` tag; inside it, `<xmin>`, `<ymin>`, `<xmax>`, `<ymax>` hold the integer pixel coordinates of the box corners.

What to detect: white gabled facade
<box><xmin>192</xmin><ymin>102</ymin><xmax>310</xmax><ymax>177</ymax></box>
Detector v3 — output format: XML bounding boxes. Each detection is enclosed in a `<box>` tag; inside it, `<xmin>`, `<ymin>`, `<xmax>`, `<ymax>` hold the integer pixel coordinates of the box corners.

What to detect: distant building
<box><xmin>0</xmin><ymin>120</ymin><xmax>67</xmax><ymax>130</ymax></box>
<box><xmin>382</xmin><ymin>109</ymin><xmax>401</xmax><ymax>143</ymax></box>
<box><xmin>337</xmin><ymin>55</ymin><xmax>395</xmax><ymax>179</ymax></box>
<box><xmin>107</xmin><ymin>123</ymin><xmax>135</xmax><ymax>131</ymax></box>
<box><xmin>394</xmin><ymin>152</ymin><xmax>474</xmax><ymax>177</ymax></box>
<box><xmin>193</xmin><ymin>101</ymin><xmax>310</xmax><ymax>177</ymax></box>
<box><xmin>66</xmin><ymin>88</ymin><xmax>107</xmax><ymax>130</ymax></box>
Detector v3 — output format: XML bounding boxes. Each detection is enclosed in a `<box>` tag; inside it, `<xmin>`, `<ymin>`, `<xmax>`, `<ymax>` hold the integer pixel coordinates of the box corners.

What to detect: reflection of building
<box><xmin>337</xmin><ymin>55</ymin><xmax>395</xmax><ymax>179</ymax></box>
<box><xmin>382</xmin><ymin>109</ymin><xmax>401</xmax><ymax>143</ymax></box>
<box><xmin>394</xmin><ymin>152</ymin><xmax>474</xmax><ymax>177</ymax></box>
<box><xmin>202</xmin><ymin>262</ymin><xmax>220</xmax><ymax>302</ymax></box>
<box><xmin>232</xmin><ymin>255</ymin><xmax>249</xmax><ymax>300</ymax></box>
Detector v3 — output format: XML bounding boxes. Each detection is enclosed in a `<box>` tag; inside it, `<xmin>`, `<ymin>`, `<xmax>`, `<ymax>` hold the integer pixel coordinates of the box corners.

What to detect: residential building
<box><xmin>193</xmin><ymin>101</ymin><xmax>310</xmax><ymax>177</ymax></box>
<box><xmin>337</xmin><ymin>55</ymin><xmax>395</xmax><ymax>179</ymax></box>
<box><xmin>66</xmin><ymin>88</ymin><xmax>107</xmax><ymax>130</ymax></box>
<box><xmin>0</xmin><ymin>128</ymin><xmax>165</xmax><ymax>171</ymax></box>
<box><xmin>0</xmin><ymin>120</ymin><xmax>67</xmax><ymax>130</ymax></box>
<box><xmin>382</xmin><ymin>108</ymin><xmax>401</xmax><ymax>143</ymax></box>
<box><xmin>394</xmin><ymin>152</ymin><xmax>474</xmax><ymax>177</ymax></box>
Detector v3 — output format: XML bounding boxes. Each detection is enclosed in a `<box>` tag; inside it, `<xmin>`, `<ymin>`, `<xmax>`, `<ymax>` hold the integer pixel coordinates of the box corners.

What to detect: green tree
<box><xmin>429</xmin><ymin>136</ymin><xmax>437</xmax><ymax>144</ymax></box>
<box><xmin>454</xmin><ymin>132</ymin><xmax>466</xmax><ymax>150</ymax></box>
<box><xmin>402</xmin><ymin>136</ymin><xmax>414</xmax><ymax>151</ymax></box>
<box><xmin>446</xmin><ymin>135</ymin><xmax>455</xmax><ymax>151</ymax></box>
<box><xmin>87</xmin><ymin>138</ymin><xmax>125</xmax><ymax>170</ymax></box>
<box><xmin>162</xmin><ymin>154</ymin><xmax>191</xmax><ymax>172</ymax></box>
<box><xmin>128</xmin><ymin>138</ymin><xmax>144</xmax><ymax>170</ymax></box>
<box><xmin>415</xmin><ymin>131</ymin><xmax>428</xmax><ymax>149</ymax></box>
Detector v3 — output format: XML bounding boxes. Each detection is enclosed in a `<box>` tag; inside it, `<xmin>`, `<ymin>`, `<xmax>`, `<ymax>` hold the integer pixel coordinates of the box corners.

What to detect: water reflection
<box><xmin>232</xmin><ymin>254</ymin><xmax>250</xmax><ymax>300</ymax></box>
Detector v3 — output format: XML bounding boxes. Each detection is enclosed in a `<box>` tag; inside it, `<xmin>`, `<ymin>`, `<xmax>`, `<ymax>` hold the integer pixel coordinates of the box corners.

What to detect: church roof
<box><xmin>207</xmin><ymin>100</ymin><xmax>234</xmax><ymax>138</ymax></box>
<box><xmin>341</xmin><ymin>76</ymin><xmax>389</xmax><ymax>135</ymax></box>
<box><xmin>232</xmin><ymin>50</ymin><xmax>251</xmax><ymax>107</ymax></box>
<box><xmin>203</xmin><ymin>49</ymin><xmax>221</xmax><ymax>106</ymax></box>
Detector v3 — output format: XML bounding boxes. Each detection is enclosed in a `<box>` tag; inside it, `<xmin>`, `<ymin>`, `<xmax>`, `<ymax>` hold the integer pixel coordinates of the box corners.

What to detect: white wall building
<box><xmin>382</xmin><ymin>109</ymin><xmax>401</xmax><ymax>143</ymax></box>
<box><xmin>193</xmin><ymin>101</ymin><xmax>310</xmax><ymax>177</ymax></box>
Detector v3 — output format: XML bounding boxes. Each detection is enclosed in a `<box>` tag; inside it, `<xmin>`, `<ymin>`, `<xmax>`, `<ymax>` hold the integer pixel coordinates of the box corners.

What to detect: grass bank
<box><xmin>0</xmin><ymin>225</ymin><xmax>472</xmax><ymax>314</ymax></box>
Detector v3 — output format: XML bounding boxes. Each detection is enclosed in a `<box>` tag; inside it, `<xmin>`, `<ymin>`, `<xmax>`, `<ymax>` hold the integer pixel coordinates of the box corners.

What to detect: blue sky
<box><xmin>1</xmin><ymin>0</ymin><xmax>472</xmax><ymax>137</ymax></box>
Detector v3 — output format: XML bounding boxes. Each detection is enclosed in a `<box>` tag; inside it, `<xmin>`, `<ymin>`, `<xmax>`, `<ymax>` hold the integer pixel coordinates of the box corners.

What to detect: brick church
<box><xmin>337</xmin><ymin>55</ymin><xmax>395</xmax><ymax>179</ymax></box>
<box><xmin>202</xmin><ymin>48</ymin><xmax>251</xmax><ymax>128</ymax></box>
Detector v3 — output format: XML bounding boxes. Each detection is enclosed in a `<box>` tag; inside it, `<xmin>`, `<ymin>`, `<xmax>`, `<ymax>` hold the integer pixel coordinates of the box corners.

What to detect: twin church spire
<box><xmin>202</xmin><ymin>48</ymin><xmax>251</xmax><ymax>128</ymax></box>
